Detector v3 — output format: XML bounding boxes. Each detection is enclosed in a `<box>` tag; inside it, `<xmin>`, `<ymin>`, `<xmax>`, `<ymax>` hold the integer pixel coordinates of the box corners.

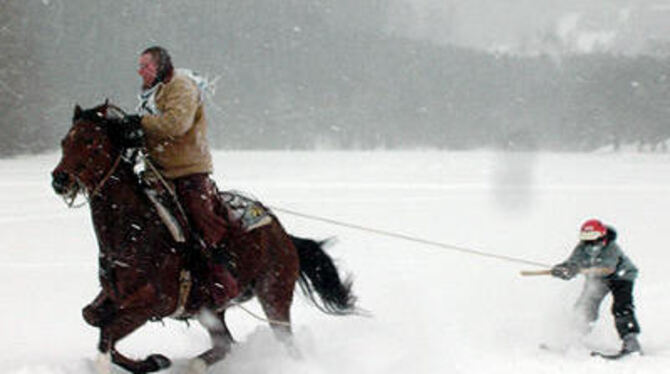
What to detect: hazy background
<box><xmin>391</xmin><ymin>0</ymin><xmax>670</xmax><ymax>54</ymax></box>
<box><xmin>2</xmin><ymin>0</ymin><xmax>670</xmax><ymax>155</ymax></box>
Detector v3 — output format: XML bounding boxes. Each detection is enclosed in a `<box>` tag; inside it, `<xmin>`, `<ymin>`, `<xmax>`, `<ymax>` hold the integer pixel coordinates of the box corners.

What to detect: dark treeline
<box><xmin>2</xmin><ymin>0</ymin><xmax>669</xmax><ymax>156</ymax></box>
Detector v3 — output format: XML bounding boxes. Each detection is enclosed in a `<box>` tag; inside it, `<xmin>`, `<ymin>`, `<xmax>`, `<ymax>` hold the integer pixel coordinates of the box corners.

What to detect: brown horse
<box><xmin>51</xmin><ymin>102</ymin><xmax>357</xmax><ymax>374</ymax></box>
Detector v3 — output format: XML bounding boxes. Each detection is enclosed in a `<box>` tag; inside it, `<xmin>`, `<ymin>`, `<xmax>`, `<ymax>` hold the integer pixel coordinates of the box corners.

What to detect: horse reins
<box><xmin>91</xmin><ymin>153</ymin><xmax>124</xmax><ymax>197</ymax></box>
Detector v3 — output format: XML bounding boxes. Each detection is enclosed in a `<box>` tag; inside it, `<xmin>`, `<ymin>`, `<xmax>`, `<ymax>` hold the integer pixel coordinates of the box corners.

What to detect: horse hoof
<box><xmin>187</xmin><ymin>358</ymin><xmax>208</xmax><ymax>374</ymax></box>
<box><xmin>285</xmin><ymin>341</ymin><xmax>303</xmax><ymax>360</ymax></box>
<box><xmin>147</xmin><ymin>354</ymin><xmax>171</xmax><ymax>371</ymax></box>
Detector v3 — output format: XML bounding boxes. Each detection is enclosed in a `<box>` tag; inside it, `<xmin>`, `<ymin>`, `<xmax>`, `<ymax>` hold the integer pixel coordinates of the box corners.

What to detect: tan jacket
<box><xmin>141</xmin><ymin>73</ymin><xmax>213</xmax><ymax>179</ymax></box>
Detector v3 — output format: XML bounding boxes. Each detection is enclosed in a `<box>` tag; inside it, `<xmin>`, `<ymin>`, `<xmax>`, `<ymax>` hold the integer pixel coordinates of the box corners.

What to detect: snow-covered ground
<box><xmin>1</xmin><ymin>150</ymin><xmax>669</xmax><ymax>374</ymax></box>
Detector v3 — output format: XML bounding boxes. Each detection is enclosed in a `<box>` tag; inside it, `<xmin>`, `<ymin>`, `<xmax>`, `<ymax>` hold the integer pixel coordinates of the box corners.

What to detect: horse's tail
<box><xmin>290</xmin><ymin>235</ymin><xmax>357</xmax><ymax>315</ymax></box>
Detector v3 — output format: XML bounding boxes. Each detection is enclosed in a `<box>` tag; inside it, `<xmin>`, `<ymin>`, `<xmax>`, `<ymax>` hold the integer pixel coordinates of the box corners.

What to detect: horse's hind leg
<box><xmin>252</xmin><ymin>225</ymin><xmax>302</xmax><ymax>356</ymax></box>
<box><xmin>256</xmin><ymin>272</ymin><xmax>303</xmax><ymax>358</ymax></box>
<box><xmin>258</xmin><ymin>293</ymin><xmax>304</xmax><ymax>359</ymax></box>
<box><xmin>188</xmin><ymin>309</ymin><xmax>235</xmax><ymax>374</ymax></box>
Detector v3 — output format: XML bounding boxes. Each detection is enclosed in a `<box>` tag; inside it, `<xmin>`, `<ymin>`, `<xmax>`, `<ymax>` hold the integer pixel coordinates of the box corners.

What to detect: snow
<box><xmin>1</xmin><ymin>150</ymin><xmax>670</xmax><ymax>374</ymax></box>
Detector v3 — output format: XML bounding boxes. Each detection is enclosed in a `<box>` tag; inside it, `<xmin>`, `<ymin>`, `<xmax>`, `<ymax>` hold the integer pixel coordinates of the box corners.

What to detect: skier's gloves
<box><xmin>551</xmin><ymin>263</ymin><xmax>577</xmax><ymax>280</ymax></box>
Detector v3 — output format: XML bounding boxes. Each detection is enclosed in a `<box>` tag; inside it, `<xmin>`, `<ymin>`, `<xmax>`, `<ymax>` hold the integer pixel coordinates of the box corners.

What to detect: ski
<box><xmin>541</xmin><ymin>342</ymin><xmax>642</xmax><ymax>360</ymax></box>
<box><xmin>590</xmin><ymin>350</ymin><xmax>640</xmax><ymax>360</ymax></box>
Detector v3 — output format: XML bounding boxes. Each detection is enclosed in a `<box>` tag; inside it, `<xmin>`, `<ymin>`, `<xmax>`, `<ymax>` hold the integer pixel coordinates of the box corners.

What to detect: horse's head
<box><xmin>51</xmin><ymin>102</ymin><xmax>127</xmax><ymax>202</ymax></box>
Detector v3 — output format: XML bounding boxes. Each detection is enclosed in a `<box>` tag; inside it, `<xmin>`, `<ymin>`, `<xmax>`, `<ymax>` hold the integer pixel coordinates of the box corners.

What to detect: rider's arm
<box><xmin>141</xmin><ymin>77</ymin><xmax>199</xmax><ymax>140</ymax></box>
<box><xmin>560</xmin><ymin>244</ymin><xmax>583</xmax><ymax>270</ymax></box>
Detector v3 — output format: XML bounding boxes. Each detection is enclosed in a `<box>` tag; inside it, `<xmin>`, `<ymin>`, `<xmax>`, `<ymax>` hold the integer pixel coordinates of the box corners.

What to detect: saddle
<box><xmin>141</xmin><ymin>174</ymin><xmax>273</xmax><ymax>244</ymax></box>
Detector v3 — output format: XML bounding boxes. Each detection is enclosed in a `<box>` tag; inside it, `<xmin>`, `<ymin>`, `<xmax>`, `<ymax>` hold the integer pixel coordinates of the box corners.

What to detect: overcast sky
<box><xmin>388</xmin><ymin>0</ymin><xmax>670</xmax><ymax>53</ymax></box>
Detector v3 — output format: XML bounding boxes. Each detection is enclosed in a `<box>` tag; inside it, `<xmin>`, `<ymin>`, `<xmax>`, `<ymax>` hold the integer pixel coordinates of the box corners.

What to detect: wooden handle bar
<box><xmin>520</xmin><ymin>269</ymin><xmax>552</xmax><ymax>276</ymax></box>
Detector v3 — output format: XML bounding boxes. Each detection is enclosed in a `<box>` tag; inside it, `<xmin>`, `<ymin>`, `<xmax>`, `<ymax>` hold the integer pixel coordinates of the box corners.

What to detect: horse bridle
<box><xmin>63</xmin><ymin>105</ymin><xmax>128</xmax><ymax>208</ymax></box>
<box><xmin>63</xmin><ymin>152</ymin><xmax>124</xmax><ymax>208</ymax></box>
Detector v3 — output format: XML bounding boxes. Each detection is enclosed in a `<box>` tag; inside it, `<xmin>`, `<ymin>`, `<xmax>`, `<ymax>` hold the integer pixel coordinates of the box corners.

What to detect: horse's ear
<box><xmin>74</xmin><ymin>104</ymin><xmax>83</xmax><ymax>120</ymax></box>
<box><xmin>104</xmin><ymin>101</ymin><xmax>125</xmax><ymax>121</ymax></box>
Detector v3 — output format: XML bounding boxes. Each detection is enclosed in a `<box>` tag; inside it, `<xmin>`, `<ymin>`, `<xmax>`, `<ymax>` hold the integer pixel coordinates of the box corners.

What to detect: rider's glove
<box><xmin>550</xmin><ymin>263</ymin><xmax>578</xmax><ymax>280</ymax></box>
<box><xmin>110</xmin><ymin>114</ymin><xmax>145</xmax><ymax>148</ymax></box>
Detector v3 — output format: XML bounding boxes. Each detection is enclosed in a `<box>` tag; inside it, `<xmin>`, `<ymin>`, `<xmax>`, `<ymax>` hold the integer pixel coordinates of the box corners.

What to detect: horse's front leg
<box><xmin>83</xmin><ymin>289</ymin><xmax>116</xmax><ymax>327</ymax></box>
<box><xmin>95</xmin><ymin>283</ymin><xmax>172</xmax><ymax>374</ymax></box>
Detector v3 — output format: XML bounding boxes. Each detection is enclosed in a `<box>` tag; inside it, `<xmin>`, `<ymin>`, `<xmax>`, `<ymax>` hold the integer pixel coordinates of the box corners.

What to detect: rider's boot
<box><xmin>621</xmin><ymin>333</ymin><xmax>642</xmax><ymax>355</ymax></box>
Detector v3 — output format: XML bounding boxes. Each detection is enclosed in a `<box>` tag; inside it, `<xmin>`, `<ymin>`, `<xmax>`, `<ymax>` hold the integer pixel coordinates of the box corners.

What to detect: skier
<box><xmin>551</xmin><ymin>218</ymin><xmax>641</xmax><ymax>356</ymax></box>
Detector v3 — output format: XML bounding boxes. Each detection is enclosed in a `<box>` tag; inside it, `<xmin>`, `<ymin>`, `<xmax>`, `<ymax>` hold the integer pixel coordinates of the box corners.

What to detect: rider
<box><xmin>118</xmin><ymin>46</ymin><xmax>238</xmax><ymax>305</ymax></box>
<box><xmin>550</xmin><ymin>219</ymin><xmax>641</xmax><ymax>355</ymax></box>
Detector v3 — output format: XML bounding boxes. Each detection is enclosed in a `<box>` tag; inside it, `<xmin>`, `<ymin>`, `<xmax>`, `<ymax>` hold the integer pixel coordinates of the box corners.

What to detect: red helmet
<box><xmin>579</xmin><ymin>219</ymin><xmax>607</xmax><ymax>241</ymax></box>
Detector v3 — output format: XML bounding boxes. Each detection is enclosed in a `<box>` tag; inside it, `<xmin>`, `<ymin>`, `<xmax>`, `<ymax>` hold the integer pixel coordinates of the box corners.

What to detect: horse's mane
<box><xmin>74</xmin><ymin>102</ymin><xmax>142</xmax><ymax>169</ymax></box>
<box><xmin>76</xmin><ymin>102</ymin><xmax>126</xmax><ymax>125</ymax></box>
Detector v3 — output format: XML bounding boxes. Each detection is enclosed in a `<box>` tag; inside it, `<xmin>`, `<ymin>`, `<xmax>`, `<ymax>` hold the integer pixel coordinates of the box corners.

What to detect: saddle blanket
<box><xmin>144</xmin><ymin>189</ymin><xmax>273</xmax><ymax>243</ymax></box>
<box><xmin>219</xmin><ymin>191</ymin><xmax>274</xmax><ymax>232</ymax></box>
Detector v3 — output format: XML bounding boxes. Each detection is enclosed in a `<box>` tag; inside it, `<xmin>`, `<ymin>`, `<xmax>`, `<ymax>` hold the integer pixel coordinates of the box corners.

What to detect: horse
<box><xmin>51</xmin><ymin>102</ymin><xmax>357</xmax><ymax>374</ymax></box>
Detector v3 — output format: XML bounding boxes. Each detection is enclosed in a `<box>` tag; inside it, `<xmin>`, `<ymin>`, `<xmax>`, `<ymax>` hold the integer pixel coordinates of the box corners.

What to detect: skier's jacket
<box><xmin>558</xmin><ymin>227</ymin><xmax>638</xmax><ymax>282</ymax></box>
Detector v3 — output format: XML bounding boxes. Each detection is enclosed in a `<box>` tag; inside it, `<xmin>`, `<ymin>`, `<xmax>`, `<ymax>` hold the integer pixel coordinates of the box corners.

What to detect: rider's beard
<box><xmin>142</xmin><ymin>77</ymin><xmax>158</xmax><ymax>90</ymax></box>
<box><xmin>142</xmin><ymin>67</ymin><xmax>171</xmax><ymax>90</ymax></box>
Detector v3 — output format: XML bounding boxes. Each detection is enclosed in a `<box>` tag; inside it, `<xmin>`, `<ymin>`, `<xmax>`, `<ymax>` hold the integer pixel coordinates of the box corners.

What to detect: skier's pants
<box><xmin>574</xmin><ymin>278</ymin><xmax>640</xmax><ymax>338</ymax></box>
